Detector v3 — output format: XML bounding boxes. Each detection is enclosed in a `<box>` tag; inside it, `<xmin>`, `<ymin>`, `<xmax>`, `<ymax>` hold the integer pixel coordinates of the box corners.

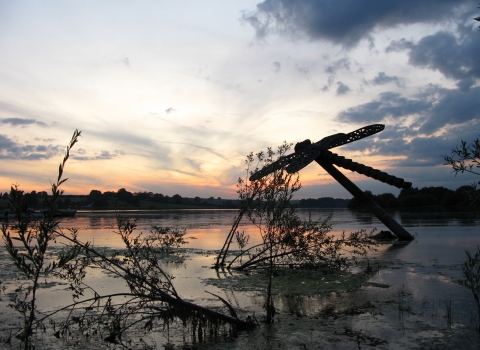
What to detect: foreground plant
<box><xmin>42</xmin><ymin>216</ymin><xmax>252</xmax><ymax>347</ymax></box>
<box><xmin>444</xmin><ymin>135</ymin><xmax>480</xmax><ymax>332</ymax></box>
<box><xmin>460</xmin><ymin>246</ymin><xmax>480</xmax><ymax>332</ymax></box>
<box><xmin>2</xmin><ymin>130</ymin><xmax>253</xmax><ymax>349</ymax></box>
<box><xmin>216</xmin><ymin>142</ymin><xmax>375</xmax><ymax>323</ymax></box>
<box><xmin>2</xmin><ymin>129</ymin><xmax>82</xmax><ymax>349</ymax></box>
<box><xmin>443</xmin><ymin>135</ymin><xmax>480</xmax><ymax>207</ymax></box>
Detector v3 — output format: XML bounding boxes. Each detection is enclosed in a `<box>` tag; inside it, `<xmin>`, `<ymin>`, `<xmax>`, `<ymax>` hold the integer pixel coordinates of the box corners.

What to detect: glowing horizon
<box><xmin>1</xmin><ymin>1</ymin><xmax>479</xmax><ymax>199</ymax></box>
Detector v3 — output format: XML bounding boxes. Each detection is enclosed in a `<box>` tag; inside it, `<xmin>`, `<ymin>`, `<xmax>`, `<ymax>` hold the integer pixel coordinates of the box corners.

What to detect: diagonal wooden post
<box><xmin>315</xmin><ymin>158</ymin><xmax>414</xmax><ymax>241</ymax></box>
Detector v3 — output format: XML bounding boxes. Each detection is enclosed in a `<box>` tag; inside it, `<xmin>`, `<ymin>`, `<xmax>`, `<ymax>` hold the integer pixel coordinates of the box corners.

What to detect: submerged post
<box><xmin>316</xmin><ymin>158</ymin><xmax>414</xmax><ymax>241</ymax></box>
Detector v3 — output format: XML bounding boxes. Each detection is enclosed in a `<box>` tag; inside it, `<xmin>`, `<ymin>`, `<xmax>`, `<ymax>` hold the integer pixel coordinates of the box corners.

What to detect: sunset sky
<box><xmin>1</xmin><ymin>0</ymin><xmax>480</xmax><ymax>199</ymax></box>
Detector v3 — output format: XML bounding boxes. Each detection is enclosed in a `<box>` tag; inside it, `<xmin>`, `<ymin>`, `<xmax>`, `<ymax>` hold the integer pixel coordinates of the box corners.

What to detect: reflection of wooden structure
<box><xmin>250</xmin><ymin>124</ymin><xmax>414</xmax><ymax>241</ymax></box>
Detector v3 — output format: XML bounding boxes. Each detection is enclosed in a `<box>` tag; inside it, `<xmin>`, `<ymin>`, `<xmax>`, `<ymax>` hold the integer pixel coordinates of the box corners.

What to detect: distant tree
<box><xmin>116</xmin><ymin>188</ymin><xmax>139</xmax><ymax>206</ymax></box>
<box><xmin>172</xmin><ymin>194</ymin><xmax>183</xmax><ymax>205</ymax></box>
<box><xmin>88</xmin><ymin>189</ymin><xmax>102</xmax><ymax>198</ymax></box>
<box><xmin>455</xmin><ymin>185</ymin><xmax>478</xmax><ymax>206</ymax></box>
<box><xmin>23</xmin><ymin>190</ymin><xmax>39</xmax><ymax>208</ymax></box>
<box><xmin>85</xmin><ymin>190</ymin><xmax>106</xmax><ymax>207</ymax></box>
<box><xmin>116</xmin><ymin>188</ymin><xmax>129</xmax><ymax>199</ymax></box>
<box><xmin>88</xmin><ymin>190</ymin><xmax>101</xmax><ymax>201</ymax></box>
<box><xmin>387</xmin><ymin>197</ymin><xmax>401</xmax><ymax>207</ymax></box>
<box><xmin>299</xmin><ymin>197</ymin><xmax>349</xmax><ymax>208</ymax></box>
<box><xmin>347</xmin><ymin>197</ymin><xmax>359</xmax><ymax>209</ymax></box>
<box><xmin>136</xmin><ymin>192</ymin><xmax>152</xmax><ymax>201</ymax></box>
<box><xmin>193</xmin><ymin>196</ymin><xmax>202</xmax><ymax>205</ymax></box>
<box><xmin>64</xmin><ymin>197</ymin><xmax>72</xmax><ymax>208</ymax></box>
<box><xmin>398</xmin><ymin>187</ymin><xmax>419</xmax><ymax>200</ymax></box>
<box><xmin>347</xmin><ymin>190</ymin><xmax>376</xmax><ymax>209</ymax></box>
<box><xmin>375</xmin><ymin>193</ymin><xmax>396</xmax><ymax>208</ymax></box>
<box><xmin>87</xmin><ymin>189</ymin><xmax>108</xmax><ymax>207</ymax></box>
<box><xmin>419</xmin><ymin>186</ymin><xmax>451</xmax><ymax>205</ymax></box>
<box><xmin>440</xmin><ymin>191</ymin><xmax>454</xmax><ymax>206</ymax></box>
<box><xmin>153</xmin><ymin>193</ymin><xmax>165</xmax><ymax>202</ymax></box>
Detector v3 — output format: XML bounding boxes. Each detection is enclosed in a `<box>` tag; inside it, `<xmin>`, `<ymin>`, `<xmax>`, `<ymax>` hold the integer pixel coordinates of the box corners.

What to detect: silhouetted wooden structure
<box><xmin>250</xmin><ymin>124</ymin><xmax>414</xmax><ymax>241</ymax></box>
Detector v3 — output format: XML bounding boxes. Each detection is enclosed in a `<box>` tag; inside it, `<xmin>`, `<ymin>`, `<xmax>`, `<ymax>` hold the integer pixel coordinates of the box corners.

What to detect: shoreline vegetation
<box><xmin>1</xmin><ymin>184</ymin><xmax>478</xmax><ymax>211</ymax></box>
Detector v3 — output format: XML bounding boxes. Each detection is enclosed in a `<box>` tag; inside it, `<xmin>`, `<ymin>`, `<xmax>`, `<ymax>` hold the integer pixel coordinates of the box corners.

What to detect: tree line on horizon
<box><xmin>348</xmin><ymin>185</ymin><xmax>479</xmax><ymax>210</ymax></box>
<box><xmin>87</xmin><ymin>188</ymin><xmax>239</xmax><ymax>208</ymax></box>
<box><xmin>2</xmin><ymin>184</ymin><xmax>478</xmax><ymax>211</ymax></box>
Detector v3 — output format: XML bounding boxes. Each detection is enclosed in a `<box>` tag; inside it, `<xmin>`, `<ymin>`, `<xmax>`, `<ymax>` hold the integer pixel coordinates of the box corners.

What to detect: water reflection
<box><xmin>52</xmin><ymin>208</ymin><xmax>480</xmax><ymax>250</ymax></box>
<box><xmin>274</xmin><ymin>294</ymin><xmax>328</xmax><ymax>317</ymax></box>
<box><xmin>396</xmin><ymin>209</ymin><xmax>478</xmax><ymax>227</ymax></box>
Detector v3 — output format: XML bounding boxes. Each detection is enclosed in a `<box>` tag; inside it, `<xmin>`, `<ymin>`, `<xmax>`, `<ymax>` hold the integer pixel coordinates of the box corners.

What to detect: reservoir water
<box><xmin>2</xmin><ymin>208</ymin><xmax>480</xmax><ymax>349</ymax></box>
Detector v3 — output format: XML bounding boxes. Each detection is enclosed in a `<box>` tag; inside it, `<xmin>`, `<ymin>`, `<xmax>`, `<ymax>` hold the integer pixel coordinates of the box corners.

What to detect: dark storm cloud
<box><xmin>420</xmin><ymin>86</ymin><xmax>480</xmax><ymax>133</ymax></box>
<box><xmin>337</xmin><ymin>92</ymin><xmax>431</xmax><ymax>124</ymax></box>
<box><xmin>339</xmin><ymin>86</ymin><xmax>480</xmax><ymax>134</ymax></box>
<box><xmin>243</xmin><ymin>0</ymin><xmax>469</xmax><ymax>47</ymax></box>
<box><xmin>337</xmin><ymin>121</ymin><xmax>480</xmax><ymax>169</ymax></box>
<box><xmin>0</xmin><ymin>134</ymin><xmax>62</xmax><ymax>160</ymax></box>
<box><xmin>385</xmin><ymin>39</ymin><xmax>414</xmax><ymax>53</ymax></box>
<box><xmin>405</xmin><ymin>30</ymin><xmax>480</xmax><ymax>90</ymax></box>
<box><xmin>336</xmin><ymin>82</ymin><xmax>351</xmax><ymax>95</ymax></box>
<box><xmin>335</xmin><ymin>85</ymin><xmax>480</xmax><ymax>167</ymax></box>
<box><xmin>1</xmin><ymin>117</ymin><xmax>47</xmax><ymax>127</ymax></box>
<box><xmin>371</xmin><ymin>72</ymin><xmax>405</xmax><ymax>88</ymax></box>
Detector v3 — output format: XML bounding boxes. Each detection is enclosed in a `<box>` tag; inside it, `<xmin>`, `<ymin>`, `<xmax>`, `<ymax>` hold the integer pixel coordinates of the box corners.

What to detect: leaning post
<box><xmin>316</xmin><ymin>158</ymin><xmax>414</xmax><ymax>241</ymax></box>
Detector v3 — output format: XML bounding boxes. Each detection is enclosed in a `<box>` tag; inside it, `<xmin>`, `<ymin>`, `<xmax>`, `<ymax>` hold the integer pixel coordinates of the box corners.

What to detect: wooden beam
<box><xmin>315</xmin><ymin>158</ymin><xmax>414</xmax><ymax>241</ymax></box>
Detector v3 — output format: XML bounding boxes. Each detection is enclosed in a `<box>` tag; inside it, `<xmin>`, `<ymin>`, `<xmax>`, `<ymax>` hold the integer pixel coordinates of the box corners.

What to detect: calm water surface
<box><xmin>3</xmin><ymin>208</ymin><xmax>480</xmax><ymax>348</ymax></box>
<box><xmin>57</xmin><ymin>208</ymin><xmax>480</xmax><ymax>253</ymax></box>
